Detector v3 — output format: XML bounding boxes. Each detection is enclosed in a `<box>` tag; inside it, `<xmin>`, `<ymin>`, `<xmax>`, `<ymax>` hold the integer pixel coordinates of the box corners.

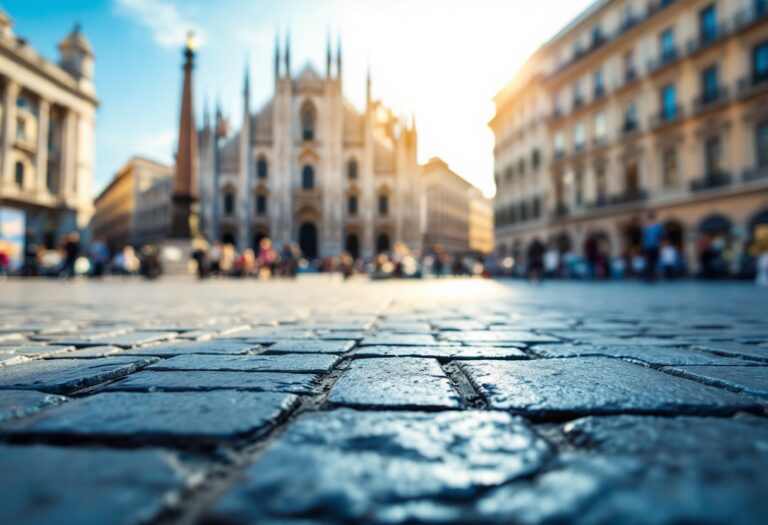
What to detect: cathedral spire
<box><xmin>336</xmin><ymin>33</ymin><xmax>342</xmax><ymax>80</ymax></box>
<box><xmin>284</xmin><ymin>31</ymin><xmax>291</xmax><ymax>77</ymax></box>
<box><xmin>325</xmin><ymin>29</ymin><xmax>332</xmax><ymax>79</ymax></box>
<box><xmin>274</xmin><ymin>32</ymin><xmax>281</xmax><ymax>80</ymax></box>
<box><xmin>366</xmin><ymin>65</ymin><xmax>372</xmax><ymax>105</ymax></box>
<box><xmin>242</xmin><ymin>59</ymin><xmax>250</xmax><ymax>113</ymax></box>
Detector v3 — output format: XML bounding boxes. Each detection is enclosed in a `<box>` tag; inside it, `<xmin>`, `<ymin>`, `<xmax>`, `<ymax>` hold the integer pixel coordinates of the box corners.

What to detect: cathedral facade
<box><xmin>197</xmin><ymin>39</ymin><xmax>421</xmax><ymax>260</ymax></box>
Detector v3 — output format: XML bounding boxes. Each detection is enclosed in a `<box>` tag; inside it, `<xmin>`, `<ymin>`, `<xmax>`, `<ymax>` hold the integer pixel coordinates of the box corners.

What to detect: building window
<box><xmin>573</xmin><ymin>122</ymin><xmax>586</xmax><ymax>152</ymax></box>
<box><xmin>662</xmin><ymin>148</ymin><xmax>678</xmax><ymax>187</ymax></box>
<box><xmin>554</xmin><ymin>130</ymin><xmax>566</xmax><ymax>156</ymax></box>
<box><xmin>660</xmin><ymin>28</ymin><xmax>676</xmax><ymax>61</ymax></box>
<box><xmin>705</xmin><ymin>136</ymin><xmax>724</xmax><ymax>175</ymax></box>
<box><xmin>518</xmin><ymin>157</ymin><xmax>526</xmax><ymax>175</ymax></box>
<box><xmin>256</xmin><ymin>194</ymin><xmax>267</xmax><ymax>215</ymax></box>
<box><xmin>624</xmin><ymin>50</ymin><xmax>636</xmax><ymax>81</ymax></box>
<box><xmin>301</xmin><ymin>102</ymin><xmax>316</xmax><ymax>141</ymax></box>
<box><xmin>624</xmin><ymin>101</ymin><xmax>638</xmax><ymax>132</ymax></box>
<box><xmin>532</xmin><ymin>197</ymin><xmax>541</xmax><ymax>218</ymax></box>
<box><xmin>378</xmin><ymin>194</ymin><xmax>389</xmax><ymax>216</ymax></box>
<box><xmin>14</xmin><ymin>161</ymin><xmax>24</xmax><ymax>187</ymax></box>
<box><xmin>756</xmin><ymin>122</ymin><xmax>768</xmax><ymax>167</ymax></box>
<box><xmin>347</xmin><ymin>159</ymin><xmax>358</xmax><ymax>179</ymax></box>
<box><xmin>531</xmin><ymin>149</ymin><xmax>541</xmax><ymax>170</ymax></box>
<box><xmin>15</xmin><ymin>117</ymin><xmax>27</xmax><ymax>142</ymax></box>
<box><xmin>661</xmin><ymin>84</ymin><xmax>677</xmax><ymax>120</ymax></box>
<box><xmin>505</xmin><ymin>165</ymin><xmax>514</xmax><ymax>182</ymax></box>
<box><xmin>519</xmin><ymin>202</ymin><xmax>528</xmax><ymax>222</ymax></box>
<box><xmin>573</xmin><ymin>80</ymin><xmax>583</xmax><ymax>107</ymax></box>
<box><xmin>574</xmin><ymin>170</ymin><xmax>584</xmax><ymax>206</ymax></box>
<box><xmin>700</xmin><ymin>5</ymin><xmax>718</xmax><ymax>42</ymax></box>
<box><xmin>595</xmin><ymin>167</ymin><xmax>607</xmax><ymax>202</ymax></box>
<box><xmin>302</xmin><ymin>164</ymin><xmax>315</xmax><ymax>189</ymax></box>
<box><xmin>752</xmin><ymin>41</ymin><xmax>768</xmax><ymax>84</ymax></box>
<box><xmin>701</xmin><ymin>65</ymin><xmax>719</xmax><ymax>103</ymax></box>
<box><xmin>348</xmin><ymin>195</ymin><xmax>358</xmax><ymax>215</ymax></box>
<box><xmin>223</xmin><ymin>192</ymin><xmax>235</xmax><ymax>215</ymax></box>
<box><xmin>593</xmin><ymin>68</ymin><xmax>605</xmax><ymax>97</ymax></box>
<box><xmin>593</xmin><ymin>111</ymin><xmax>607</xmax><ymax>143</ymax></box>
<box><xmin>257</xmin><ymin>157</ymin><xmax>268</xmax><ymax>179</ymax></box>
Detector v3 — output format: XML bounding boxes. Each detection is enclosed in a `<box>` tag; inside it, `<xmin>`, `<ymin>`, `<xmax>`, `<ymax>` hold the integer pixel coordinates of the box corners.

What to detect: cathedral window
<box><xmin>347</xmin><ymin>159</ymin><xmax>358</xmax><ymax>179</ymax></box>
<box><xmin>257</xmin><ymin>157</ymin><xmax>268</xmax><ymax>179</ymax></box>
<box><xmin>14</xmin><ymin>161</ymin><xmax>24</xmax><ymax>187</ymax></box>
<box><xmin>256</xmin><ymin>194</ymin><xmax>267</xmax><ymax>215</ymax></box>
<box><xmin>348</xmin><ymin>195</ymin><xmax>358</xmax><ymax>215</ymax></box>
<box><xmin>302</xmin><ymin>164</ymin><xmax>315</xmax><ymax>189</ymax></box>
<box><xmin>378</xmin><ymin>194</ymin><xmax>389</xmax><ymax>216</ymax></box>
<box><xmin>301</xmin><ymin>102</ymin><xmax>316</xmax><ymax>141</ymax></box>
<box><xmin>223</xmin><ymin>191</ymin><xmax>235</xmax><ymax>215</ymax></box>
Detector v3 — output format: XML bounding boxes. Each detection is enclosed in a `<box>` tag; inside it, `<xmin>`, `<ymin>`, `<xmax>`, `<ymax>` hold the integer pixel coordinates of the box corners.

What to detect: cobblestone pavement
<box><xmin>1</xmin><ymin>277</ymin><xmax>768</xmax><ymax>524</ymax></box>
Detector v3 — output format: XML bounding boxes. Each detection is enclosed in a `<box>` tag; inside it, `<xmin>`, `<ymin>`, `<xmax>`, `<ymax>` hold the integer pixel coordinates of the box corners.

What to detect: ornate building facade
<box><xmin>0</xmin><ymin>11</ymin><xmax>97</xmax><ymax>248</ymax></box>
<box><xmin>197</xmin><ymin>39</ymin><xmax>421</xmax><ymax>260</ymax></box>
<box><xmin>491</xmin><ymin>0</ymin><xmax>768</xmax><ymax>276</ymax></box>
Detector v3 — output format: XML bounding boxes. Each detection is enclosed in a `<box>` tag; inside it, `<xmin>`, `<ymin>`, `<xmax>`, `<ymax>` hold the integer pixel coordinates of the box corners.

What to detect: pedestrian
<box><xmin>59</xmin><ymin>232</ymin><xmax>80</xmax><ymax>279</ymax></box>
<box><xmin>89</xmin><ymin>236</ymin><xmax>110</xmax><ymax>278</ymax></box>
<box><xmin>756</xmin><ymin>249</ymin><xmax>768</xmax><ymax>287</ymax></box>
<box><xmin>0</xmin><ymin>241</ymin><xmax>10</xmax><ymax>279</ymax></box>
<box><xmin>642</xmin><ymin>212</ymin><xmax>664</xmax><ymax>281</ymax></box>
<box><xmin>544</xmin><ymin>244</ymin><xmax>560</xmax><ymax>278</ymax></box>
<box><xmin>660</xmin><ymin>240</ymin><xmax>679</xmax><ymax>279</ymax></box>
<box><xmin>191</xmin><ymin>239</ymin><xmax>209</xmax><ymax>279</ymax></box>
<box><xmin>527</xmin><ymin>239</ymin><xmax>545</xmax><ymax>283</ymax></box>
<box><xmin>584</xmin><ymin>234</ymin><xmax>599</xmax><ymax>279</ymax></box>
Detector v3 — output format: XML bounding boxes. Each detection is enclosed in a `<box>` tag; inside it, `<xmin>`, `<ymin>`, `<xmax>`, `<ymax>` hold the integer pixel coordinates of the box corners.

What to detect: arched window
<box><xmin>301</xmin><ymin>102</ymin><xmax>316</xmax><ymax>141</ymax></box>
<box><xmin>378</xmin><ymin>194</ymin><xmax>389</xmax><ymax>216</ymax></box>
<box><xmin>348</xmin><ymin>195</ymin><xmax>358</xmax><ymax>215</ymax></box>
<box><xmin>223</xmin><ymin>191</ymin><xmax>235</xmax><ymax>215</ymax></box>
<box><xmin>257</xmin><ymin>157</ymin><xmax>268</xmax><ymax>179</ymax></box>
<box><xmin>376</xmin><ymin>233</ymin><xmax>391</xmax><ymax>254</ymax></box>
<box><xmin>302</xmin><ymin>165</ymin><xmax>315</xmax><ymax>189</ymax></box>
<box><xmin>256</xmin><ymin>194</ymin><xmax>267</xmax><ymax>215</ymax></box>
<box><xmin>14</xmin><ymin>161</ymin><xmax>24</xmax><ymax>187</ymax></box>
<box><xmin>347</xmin><ymin>159</ymin><xmax>358</xmax><ymax>179</ymax></box>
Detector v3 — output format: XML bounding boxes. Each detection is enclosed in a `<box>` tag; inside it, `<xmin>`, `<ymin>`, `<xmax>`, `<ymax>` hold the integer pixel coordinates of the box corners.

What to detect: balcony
<box><xmin>647</xmin><ymin>48</ymin><xmax>680</xmax><ymax>75</ymax></box>
<box><xmin>689</xmin><ymin>172</ymin><xmax>732</xmax><ymax>192</ymax></box>
<box><xmin>553</xmin><ymin>203</ymin><xmax>569</xmax><ymax>218</ymax></box>
<box><xmin>693</xmin><ymin>87</ymin><xmax>729</xmax><ymax>114</ymax></box>
<box><xmin>621</xmin><ymin>120</ymin><xmax>640</xmax><ymax>137</ymax></box>
<box><xmin>687</xmin><ymin>24</ymin><xmax>730</xmax><ymax>56</ymax></box>
<box><xmin>610</xmin><ymin>189</ymin><xmax>648</xmax><ymax>205</ymax></box>
<box><xmin>737</xmin><ymin>75</ymin><xmax>768</xmax><ymax>99</ymax></box>
<box><xmin>743</xmin><ymin>167</ymin><xmax>768</xmax><ymax>182</ymax></box>
<box><xmin>573</xmin><ymin>96</ymin><xmax>584</xmax><ymax>109</ymax></box>
<box><xmin>618</xmin><ymin>69</ymin><xmax>639</xmax><ymax>90</ymax></box>
<box><xmin>651</xmin><ymin>105</ymin><xmax>683</xmax><ymax>130</ymax></box>
<box><xmin>593</xmin><ymin>85</ymin><xmax>606</xmax><ymax>100</ymax></box>
<box><xmin>734</xmin><ymin>1</ymin><xmax>768</xmax><ymax>30</ymax></box>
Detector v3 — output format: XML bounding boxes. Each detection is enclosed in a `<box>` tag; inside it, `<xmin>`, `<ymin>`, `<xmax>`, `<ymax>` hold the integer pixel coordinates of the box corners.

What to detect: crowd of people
<box><xmin>1</xmin><ymin>223</ymin><xmax>767</xmax><ymax>284</ymax></box>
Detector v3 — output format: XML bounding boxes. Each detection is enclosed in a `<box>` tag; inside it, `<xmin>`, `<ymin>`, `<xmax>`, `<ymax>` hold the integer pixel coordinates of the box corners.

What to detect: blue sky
<box><xmin>4</xmin><ymin>0</ymin><xmax>594</xmax><ymax>197</ymax></box>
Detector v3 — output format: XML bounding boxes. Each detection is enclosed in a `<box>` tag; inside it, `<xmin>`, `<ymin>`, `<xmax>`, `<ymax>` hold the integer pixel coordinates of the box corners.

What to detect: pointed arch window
<box><xmin>347</xmin><ymin>159</ymin><xmax>358</xmax><ymax>179</ymax></box>
<box><xmin>223</xmin><ymin>190</ymin><xmax>236</xmax><ymax>215</ymax></box>
<box><xmin>256</xmin><ymin>193</ymin><xmax>267</xmax><ymax>215</ymax></box>
<box><xmin>378</xmin><ymin>194</ymin><xmax>389</xmax><ymax>216</ymax></box>
<box><xmin>257</xmin><ymin>157</ymin><xmax>268</xmax><ymax>179</ymax></box>
<box><xmin>348</xmin><ymin>194</ymin><xmax>358</xmax><ymax>215</ymax></box>
<box><xmin>302</xmin><ymin>164</ymin><xmax>315</xmax><ymax>189</ymax></box>
<box><xmin>301</xmin><ymin>102</ymin><xmax>316</xmax><ymax>141</ymax></box>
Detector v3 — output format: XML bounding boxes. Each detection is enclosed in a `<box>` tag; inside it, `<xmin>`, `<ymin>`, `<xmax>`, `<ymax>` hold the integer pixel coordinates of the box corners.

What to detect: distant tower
<box><xmin>58</xmin><ymin>22</ymin><xmax>95</xmax><ymax>93</ymax></box>
<box><xmin>169</xmin><ymin>31</ymin><xmax>199</xmax><ymax>239</ymax></box>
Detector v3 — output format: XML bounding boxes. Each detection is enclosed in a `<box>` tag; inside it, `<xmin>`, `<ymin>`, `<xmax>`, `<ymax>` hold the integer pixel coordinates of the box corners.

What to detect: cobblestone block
<box><xmin>662</xmin><ymin>365</ymin><xmax>768</xmax><ymax>399</ymax></box>
<box><xmin>148</xmin><ymin>354</ymin><xmax>341</xmax><ymax>374</ymax></box>
<box><xmin>529</xmin><ymin>343</ymin><xmax>755</xmax><ymax>365</ymax></box>
<box><xmin>0</xmin><ymin>444</ymin><xmax>201</xmax><ymax>525</ymax></box>
<box><xmin>563</xmin><ymin>414</ymin><xmax>768</xmax><ymax>456</ymax></box>
<box><xmin>353</xmin><ymin>345</ymin><xmax>527</xmax><ymax>360</ymax></box>
<box><xmin>0</xmin><ymin>390</ymin><xmax>68</xmax><ymax>424</ymax></box>
<box><xmin>360</xmin><ymin>334</ymin><xmax>442</xmax><ymax>346</ymax></box>
<box><xmin>6</xmin><ymin>391</ymin><xmax>299</xmax><ymax>445</ymax></box>
<box><xmin>441</xmin><ymin>331</ymin><xmax>560</xmax><ymax>344</ymax></box>
<box><xmin>0</xmin><ymin>357</ymin><xmax>160</xmax><ymax>394</ymax></box>
<box><xmin>693</xmin><ymin>342</ymin><xmax>768</xmax><ymax>362</ymax></box>
<box><xmin>327</xmin><ymin>357</ymin><xmax>461</xmax><ymax>409</ymax></box>
<box><xmin>264</xmin><ymin>339</ymin><xmax>356</xmax><ymax>354</ymax></box>
<box><xmin>208</xmin><ymin>409</ymin><xmax>551</xmax><ymax>524</ymax></box>
<box><xmin>119</xmin><ymin>340</ymin><xmax>260</xmax><ymax>357</ymax></box>
<box><xmin>103</xmin><ymin>370</ymin><xmax>322</xmax><ymax>394</ymax></box>
<box><xmin>458</xmin><ymin>357</ymin><xmax>757</xmax><ymax>417</ymax></box>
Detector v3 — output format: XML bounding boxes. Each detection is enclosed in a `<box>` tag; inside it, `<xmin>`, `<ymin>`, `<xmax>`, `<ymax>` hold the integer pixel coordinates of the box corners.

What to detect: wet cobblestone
<box><xmin>0</xmin><ymin>278</ymin><xmax>767</xmax><ymax>524</ymax></box>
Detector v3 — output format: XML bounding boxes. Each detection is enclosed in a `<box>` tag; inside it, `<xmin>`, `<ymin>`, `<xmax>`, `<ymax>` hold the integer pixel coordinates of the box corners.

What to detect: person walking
<box><xmin>527</xmin><ymin>239</ymin><xmax>545</xmax><ymax>283</ymax></box>
<box><xmin>642</xmin><ymin>212</ymin><xmax>664</xmax><ymax>281</ymax></box>
<box><xmin>60</xmin><ymin>232</ymin><xmax>80</xmax><ymax>279</ymax></box>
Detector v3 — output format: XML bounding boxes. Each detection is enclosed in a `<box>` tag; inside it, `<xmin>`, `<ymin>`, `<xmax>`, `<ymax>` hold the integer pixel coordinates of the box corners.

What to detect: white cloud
<box><xmin>115</xmin><ymin>0</ymin><xmax>206</xmax><ymax>48</ymax></box>
<box><xmin>137</xmin><ymin>129</ymin><xmax>176</xmax><ymax>164</ymax></box>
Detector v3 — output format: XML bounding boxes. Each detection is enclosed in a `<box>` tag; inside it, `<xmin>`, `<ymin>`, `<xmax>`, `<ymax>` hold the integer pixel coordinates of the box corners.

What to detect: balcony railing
<box><xmin>553</xmin><ymin>203</ymin><xmax>569</xmax><ymax>218</ymax></box>
<box><xmin>610</xmin><ymin>189</ymin><xmax>648</xmax><ymax>205</ymax></box>
<box><xmin>737</xmin><ymin>75</ymin><xmax>768</xmax><ymax>98</ymax></box>
<box><xmin>687</xmin><ymin>23</ymin><xmax>730</xmax><ymax>55</ymax></box>
<box><xmin>593</xmin><ymin>85</ymin><xmax>606</xmax><ymax>99</ymax></box>
<box><xmin>621</xmin><ymin>120</ymin><xmax>639</xmax><ymax>136</ymax></box>
<box><xmin>690</xmin><ymin>172</ymin><xmax>732</xmax><ymax>191</ymax></box>
<box><xmin>734</xmin><ymin>0</ymin><xmax>768</xmax><ymax>29</ymax></box>
<box><xmin>647</xmin><ymin>48</ymin><xmax>680</xmax><ymax>74</ymax></box>
<box><xmin>573</xmin><ymin>96</ymin><xmax>584</xmax><ymax>109</ymax></box>
<box><xmin>743</xmin><ymin>167</ymin><xmax>768</xmax><ymax>182</ymax></box>
<box><xmin>651</xmin><ymin>105</ymin><xmax>683</xmax><ymax>129</ymax></box>
<box><xmin>694</xmin><ymin>87</ymin><xmax>729</xmax><ymax>112</ymax></box>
